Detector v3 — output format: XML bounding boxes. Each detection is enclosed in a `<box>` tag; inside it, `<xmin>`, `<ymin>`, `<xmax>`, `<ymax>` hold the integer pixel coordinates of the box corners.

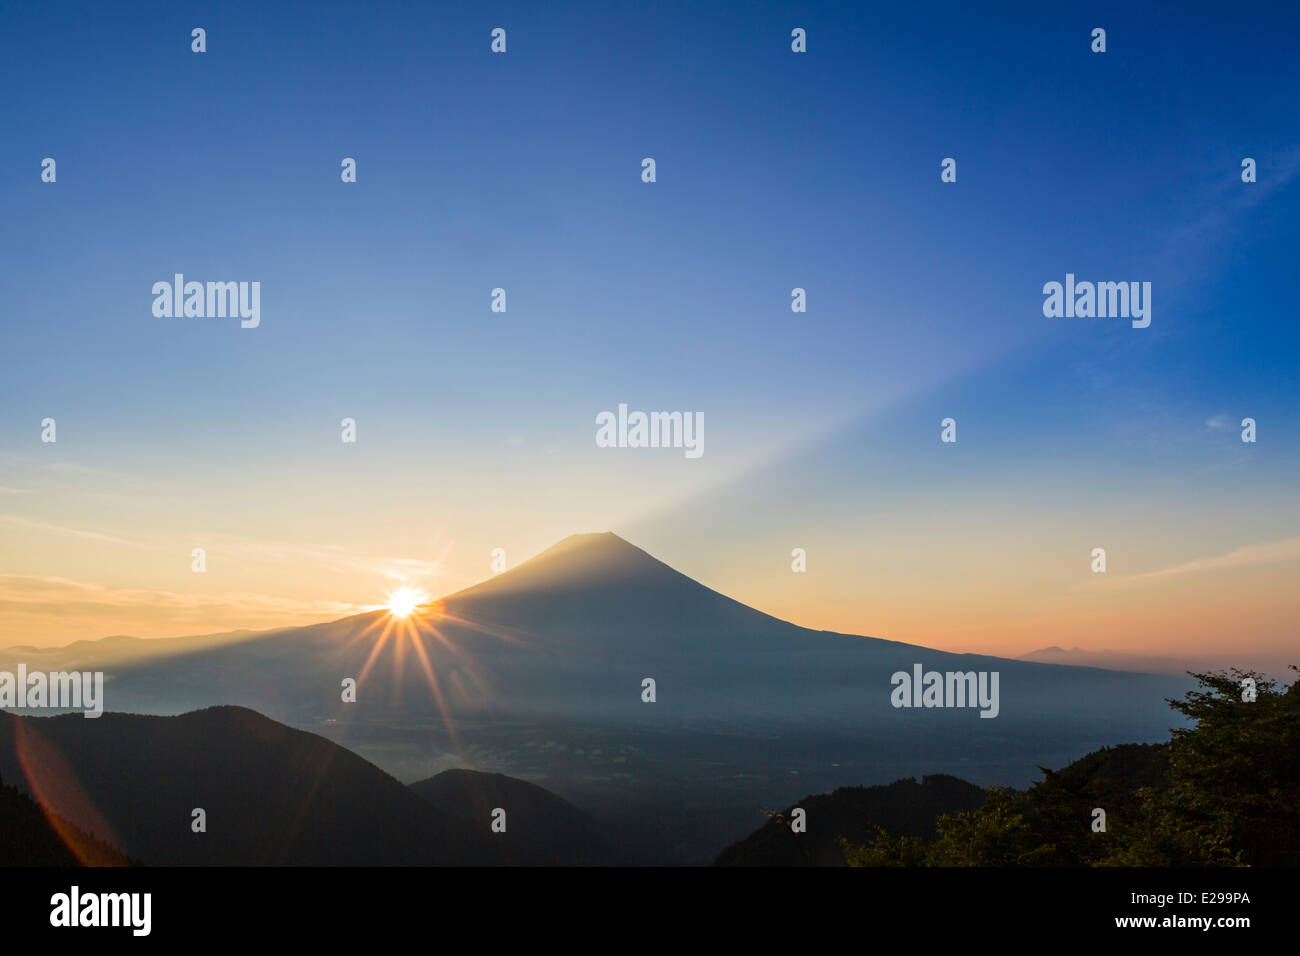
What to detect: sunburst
<box><xmin>384</xmin><ymin>586</ymin><xmax>428</xmax><ymax>618</ymax></box>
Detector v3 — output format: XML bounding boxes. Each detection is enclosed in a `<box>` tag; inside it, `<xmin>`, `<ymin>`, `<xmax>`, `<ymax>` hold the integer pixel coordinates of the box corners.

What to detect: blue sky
<box><xmin>1</xmin><ymin>0</ymin><xmax>1298</xmax><ymax>671</ymax></box>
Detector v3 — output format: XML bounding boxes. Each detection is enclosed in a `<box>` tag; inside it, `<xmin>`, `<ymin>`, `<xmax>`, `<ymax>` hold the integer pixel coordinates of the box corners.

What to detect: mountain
<box><xmin>0</xmin><ymin>532</ymin><xmax>1194</xmax><ymax>863</ymax></box>
<box><xmin>0</xmin><ymin>774</ymin><xmax>135</xmax><ymax>866</ymax></box>
<box><xmin>717</xmin><ymin>744</ymin><xmax>1174</xmax><ymax>866</ymax></box>
<box><xmin>3</xmin><ymin>532</ymin><xmax>1189</xmax><ymax>730</ymax></box>
<box><xmin>0</xmin><ymin>706</ymin><xmax>496</xmax><ymax>865</ymax></box>
<box><xmin>713</xmin><ymin>774</ymin><xmax>987</xmax><ymax>866</ymax></box>
<box><xmin>1020</xmin><ymin>645</ymin><xmax>1213</xmax><ymax>677</ymax></box>
<box><xmin>409</xmin><ymin>769</ymin><xmax>620</xmax><ymax>865</ymax></box>
<box><xmin>0</xmin><ymin>628</ymin><xmax>271</xmax><ymax>670</ymax></box>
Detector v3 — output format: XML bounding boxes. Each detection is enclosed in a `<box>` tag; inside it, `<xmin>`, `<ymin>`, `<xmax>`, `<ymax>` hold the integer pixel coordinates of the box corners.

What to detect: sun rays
<box><xmin>384</xmin><ymin>586</ymin><xmax>428</xmax><ymax>619</ymax></box>
<box><xmin>335</xmin><ymin>592</ymin><xmax>547</xmax><ymax>760</ymax></box>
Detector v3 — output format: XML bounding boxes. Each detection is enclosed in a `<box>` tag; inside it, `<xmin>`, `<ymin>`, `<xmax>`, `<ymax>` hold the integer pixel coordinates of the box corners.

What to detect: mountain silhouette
<box><xmin>0</xmin><ymin>706</ymin><xmax>497</xmax><ymax>865</ymax></box>
<box><xmin>409</xmin><ymin>769</ymin><xmax>620</xmax><ymax>865</ymax></box>
<box><xmin>724</xmin><ymin>743</ymin><xmax>1177</xmax><ymax>866</ymax></box>
<box><xmin>9</xmin><ymin>532</ymin><xmax>1189</xmax><ymax>729</ymax></box>
<box><xmin>0</xmin><ymin>532</ymin><xmax>1194</xmax><ymax>863</ymax></box>
<box><xmin>714</xmin><ymin>774</ymin><xmax>988</xmax><ymax>866</ymax></box>
<box><xmin>1020</xmin><ymin>645</ymin><xmax>1212</xmax><ymax>676</ymax></box>
<box><xmin>0</xmin><ymin>773</ymin><xmax>135</xmax><ymax>866</ymax></box>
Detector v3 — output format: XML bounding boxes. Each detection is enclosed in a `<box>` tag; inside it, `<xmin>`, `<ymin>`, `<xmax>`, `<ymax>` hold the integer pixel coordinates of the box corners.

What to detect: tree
<box><xmin>841</xmin><ymin>667</ymin><xmax>1298</xmax><ymax>867</ymax></box>
<box><xmin>1119</xmin><ymin>666</ymin><xmax>1299</xmax><ymax>866</ymax></box>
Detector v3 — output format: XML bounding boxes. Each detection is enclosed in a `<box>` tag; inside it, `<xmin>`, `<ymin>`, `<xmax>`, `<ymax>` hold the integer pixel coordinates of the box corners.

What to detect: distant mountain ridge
<box><xmin>1019</xmin><ymin>645</ymin><xmax>1213</xmax><ymax>677</ymax></box>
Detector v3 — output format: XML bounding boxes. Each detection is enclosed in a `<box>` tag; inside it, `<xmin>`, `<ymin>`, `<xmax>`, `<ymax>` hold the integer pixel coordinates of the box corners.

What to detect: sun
<box><xmin>384</xmin><ymin>586</ymin><xmax>428</xmax><ymax>618</ymax></box>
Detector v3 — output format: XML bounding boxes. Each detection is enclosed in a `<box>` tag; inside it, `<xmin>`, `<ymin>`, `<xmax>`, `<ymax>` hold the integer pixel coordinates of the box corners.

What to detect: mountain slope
<box><xmin>0</xmin><ymin>774</ymin><xmax>135</xmax><ymax>866</ymax></box>
<box><xmin>713</xmin><ymin>774</ymin><xmax>988</xmax><ymax>866</ymax></box>
<box><xmin>0</xmin><ymin>706</ymin><xmax>496</xmax><ymax>865</ymax></box>
<box><xmin>409</xmin><ymin>769</ymin><xmax>620</xmax><ymax>865</ymax></box>
<box><xmin>719</xmin><ymin>744</ymin><xmax>1178</xmax><ymax>867</ymax></box>
<box><xmin>9</xmin><ymin>532</ymin><xmax>1190</xmax><ymax>732</ymax></box>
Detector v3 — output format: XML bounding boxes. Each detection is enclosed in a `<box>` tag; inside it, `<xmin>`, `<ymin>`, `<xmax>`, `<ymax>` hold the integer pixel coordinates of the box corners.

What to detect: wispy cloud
<box><xmin>0</xmin><ymin>573</ymin><xmax>371</xmax><ymax>645</ymax></box>
<box><xmin>1126</xmin><ymin>537</ymin><xmax>1300</xmax><ymax>584</ymax></box>
<box><xmin>0</xmin><ymin>453</ymin><xmax>130</xmax><ymax>482</ymax></box>
<box><xmin>194</xmin><ymin>532</ymin><xmax>442</xmax><ymax>584</ymax></box>
<box><xmin>1161</xmin><ymin>144</ymin><xmax>1300</xmax><ymax>263</ymax></box>
<box><xmin>42</xmin><ymin>461</ymin><xmax>130</xmax><ymax>479</ymax></box>
<box><xmin>0</xmin><ymin>514</ymin><xmax>172</xmax><ymax>553</ymax></box>
<box><xmin>0</xmin><ymin>573</ymin><xmax>365</xmax><ymax>616</ymax></box>
<box><xmin>0</xmin><ymin>514</ymin><xmax>443</xmax><ymax>585</ymax></box>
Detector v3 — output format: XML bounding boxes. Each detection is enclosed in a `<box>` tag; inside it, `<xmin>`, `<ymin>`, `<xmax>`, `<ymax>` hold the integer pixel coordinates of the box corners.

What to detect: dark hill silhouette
<box><xmin>0</xmin><ymin>706</ymin><xmax>497</xmax><ymax>865</ymax></box>
<box><xmin>721</xmin><ymin>744</ymin><xmax>1174</xmax><ymax>866</ymax></box>
<box><xmin>409</xmin><ymin>769</ymin><xmax>621</xmax><ymax>865</ymax></box>
<box><xmin>713</xmin><ymin>774</ymin><xmax>987</xmax><ymax>866</ymax></box>
<box><xmin>834</xmin><ymin>670</ymin><xmax>1300</xmax><ymax>866</ymax></box>
<box><xmin>1040</xmin><ymin>741</ymin><xmax>1168</xmax><ymax>791</ymax></box>
<box><xmin>0</xmin><ymin>773</ymin><xmax>134</xmax><ymax>866</ymax></box>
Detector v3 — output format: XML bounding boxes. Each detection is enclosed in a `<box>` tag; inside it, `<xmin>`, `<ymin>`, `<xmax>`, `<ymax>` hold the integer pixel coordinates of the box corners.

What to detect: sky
<box><xmin>1</xmin><ymin>1</ymin><xmax>1297</xmax><ymax>675</ymax></box>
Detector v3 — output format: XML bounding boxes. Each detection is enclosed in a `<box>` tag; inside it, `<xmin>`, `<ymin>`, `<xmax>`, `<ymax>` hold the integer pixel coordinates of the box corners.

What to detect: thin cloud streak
<box><xmin>1112</xmin><ymin>537</ymin><xmax>1300</xmax><ymax>587</ymax></box>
